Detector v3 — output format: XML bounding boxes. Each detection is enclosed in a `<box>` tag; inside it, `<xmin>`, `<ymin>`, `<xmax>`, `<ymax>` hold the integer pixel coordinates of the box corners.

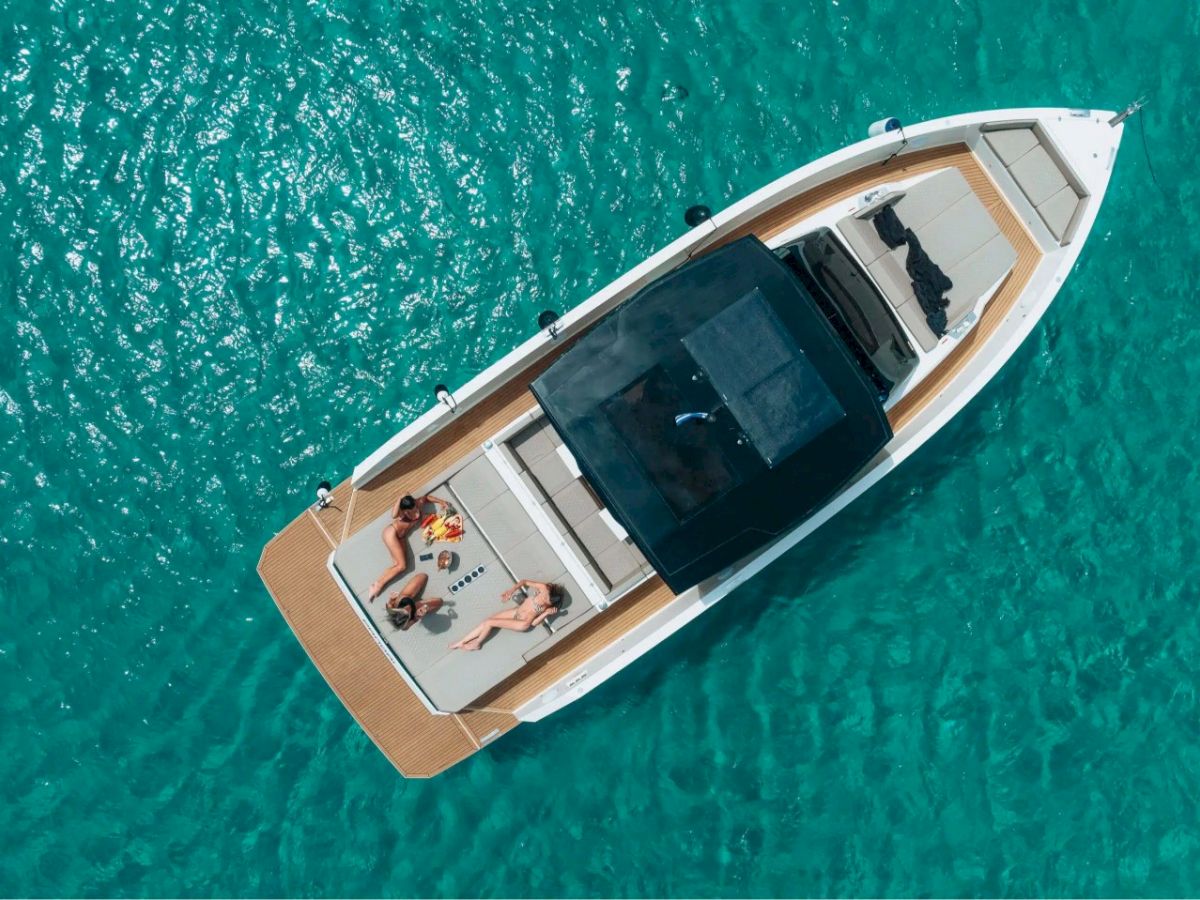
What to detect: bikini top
<box><xmin>390</xmin><ymin>597</ymin><xmax>417</xmax><ymax>626</ymax></box>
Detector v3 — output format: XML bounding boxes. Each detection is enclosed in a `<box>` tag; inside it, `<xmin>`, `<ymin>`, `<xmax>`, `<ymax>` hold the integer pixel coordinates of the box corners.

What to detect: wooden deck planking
<box><xmin>259</xmin><ymin>514</ymin><xmax>499</xmax><ymax>777</ymax></box>
<box><xmin>259</xmin><ymin>139</ymin><xmax>1043</xmax><ymax>775</ymax></box>
<box><xmin>456</xmin><ymin>708</ymin><xmax>523</xmax><ymax>746</ymax></box>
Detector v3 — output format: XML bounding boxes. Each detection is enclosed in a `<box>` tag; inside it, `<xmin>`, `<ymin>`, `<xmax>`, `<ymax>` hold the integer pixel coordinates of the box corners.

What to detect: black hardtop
<box><xmin>532</xmin><ymin>236</ymin><xmax>892</xmax><ymax>592</ymax></box>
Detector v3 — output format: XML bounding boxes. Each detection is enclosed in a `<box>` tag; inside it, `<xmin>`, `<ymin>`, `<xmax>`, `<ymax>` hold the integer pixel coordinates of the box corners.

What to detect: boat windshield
<box><xmin>780</xmin><ymin>229</ymin><xmax>918</xmax><ymax>391</ymax></box>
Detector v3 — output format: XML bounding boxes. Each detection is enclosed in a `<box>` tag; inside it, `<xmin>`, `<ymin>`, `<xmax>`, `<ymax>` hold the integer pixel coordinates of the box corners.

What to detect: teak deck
<box><xmin>258</xmin><ymin>142</ymin><xmax>1041</xmax><ymax>777</ymax></box>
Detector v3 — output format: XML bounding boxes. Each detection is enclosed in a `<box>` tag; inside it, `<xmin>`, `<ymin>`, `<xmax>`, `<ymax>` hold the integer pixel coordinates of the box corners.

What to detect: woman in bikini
<box><xmin>367</xmin><ymin>492</ymin><xmax>450</xmax><ymax>601</ymax></box>
<box><xmin>448</xmin><ymin>579</ymin><xmax>562</xmax><ymax>651</ymax></box>
<box><xmin>384</xmin><ymin>573</ymin><xmax>444</xmax><ymax>631</ymax></box>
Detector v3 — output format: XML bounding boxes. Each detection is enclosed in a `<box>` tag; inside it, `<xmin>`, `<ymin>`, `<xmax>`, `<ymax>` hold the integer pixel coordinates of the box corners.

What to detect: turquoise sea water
<box><xmin>3</xmin><ymin>0</ymin><xmax>1200</xmax><ymax>894</ymax></box>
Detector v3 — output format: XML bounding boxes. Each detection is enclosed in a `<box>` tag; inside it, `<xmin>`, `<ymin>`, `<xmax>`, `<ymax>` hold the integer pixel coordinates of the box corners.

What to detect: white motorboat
<box><xmin>259</xmin><ymin>107</ymin><xmax>1127</xmax><ymax>776</ymax></box>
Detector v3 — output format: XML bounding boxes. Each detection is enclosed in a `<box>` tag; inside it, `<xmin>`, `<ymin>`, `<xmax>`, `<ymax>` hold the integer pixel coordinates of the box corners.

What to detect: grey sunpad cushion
<box><xmin>332</xmin><ymin>473</ymin><xmax>561</xmax><ymax>711</ymax></box>
<box><xmin>983</xmin><ymin>127</ymin><xmax>1039</xmax><ymax>166</ymax></box>
<box><xmin>984</xmin><ymin>127</ymin><xmax>1084</xmax><ymax>243</ymax></box>
<box><xmin>838</xmin><ymin>167</ymin><xmax>1017</xmax><ymax>349</ymax></box>
<box><xmin>1036</xmin><ymin>185</ymin><xmax>1081</xmax><ymax>242</ymax></box>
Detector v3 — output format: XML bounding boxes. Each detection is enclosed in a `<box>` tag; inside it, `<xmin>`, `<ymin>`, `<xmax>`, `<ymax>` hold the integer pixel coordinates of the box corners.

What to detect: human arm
<box><xmin>529</xmin><ymin>605</ymin><xmax>558</xmax><ymax>628</ymax></box>
<box><xmin>423</xmin><ymin>494</ymin><xmax>451</xmax><ymax>510</ymax></box>
<box><xmin>501</xmin><ymin>579</ymin><xmax>533</xmax><ymax>602</ymax></box>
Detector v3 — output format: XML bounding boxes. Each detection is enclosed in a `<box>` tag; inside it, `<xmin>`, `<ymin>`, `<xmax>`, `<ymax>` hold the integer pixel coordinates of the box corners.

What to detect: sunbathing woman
<box><xmin>384</xmin><ymin>573</ymin><xmax>444</xmax><ymax>631</ymax></box>
<box><xmin>367</xmin><ymin>491</ymin><xmax>451</xmax><ymax>601</ymax></box>
<box><xmin>448</xmin><ymin>579</ymin><xmax>562</xmax><ymax>651</ymax></box>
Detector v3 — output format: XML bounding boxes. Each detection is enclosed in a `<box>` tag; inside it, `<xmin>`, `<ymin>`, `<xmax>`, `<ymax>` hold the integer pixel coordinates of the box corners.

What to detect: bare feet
<box><xmin>368</xmin><ymin>579</ymin><xmax>385</xmax><ymax>602</ymax></box>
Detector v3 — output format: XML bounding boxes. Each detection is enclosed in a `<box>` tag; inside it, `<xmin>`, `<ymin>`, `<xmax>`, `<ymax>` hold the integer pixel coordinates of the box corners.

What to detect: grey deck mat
<box><xmin>332</xmin><ymin>477</ymin><xmax>552</xmax><ymax>712</ymax></box>
<box><xmin>836</xmin><ymin>167</ymin><xmax>1016</xmax><ymax>346</ymax></box>
<box><xmin>507</xmin><ymin>419</ymin><xmax>648</xmax><ymax>589</ymax></box>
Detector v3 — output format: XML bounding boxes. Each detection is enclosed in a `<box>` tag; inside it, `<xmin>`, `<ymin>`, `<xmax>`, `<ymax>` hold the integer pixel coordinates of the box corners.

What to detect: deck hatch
<box><xmin>682</xmin><ymin>287</ymin><xmax>846</xmax><ymax>467</ymax></box>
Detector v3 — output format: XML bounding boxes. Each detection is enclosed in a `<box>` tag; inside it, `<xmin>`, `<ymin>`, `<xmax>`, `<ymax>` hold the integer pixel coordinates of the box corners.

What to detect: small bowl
<box><xmin>437</xmin><ymin>550</ymin><xmax>455</xmax><ymax>571</ymax></box>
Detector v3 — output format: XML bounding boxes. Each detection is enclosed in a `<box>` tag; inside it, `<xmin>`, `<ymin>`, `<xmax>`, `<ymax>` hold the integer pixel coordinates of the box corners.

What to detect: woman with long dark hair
<box><xmin>448</xmin><ymin>579</ymin><xmax>562</xmax><ymax>651</ymax></box>
<box><xmin>384</xmin><ymin>573</ymin><xmax>444</xmax><ymax>631</ymax></box>
<box><xmin>367</xmin><ymin>491</ymin><xmax>450</xmax><ymax>601</ymax></box>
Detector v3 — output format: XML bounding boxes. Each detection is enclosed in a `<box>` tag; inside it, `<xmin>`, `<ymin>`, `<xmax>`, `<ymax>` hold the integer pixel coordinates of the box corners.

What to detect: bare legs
<box><xmin>368</xmin><ymin>523</ymin><xmax>410</xmax><ymax>601</ymax></box>
<box><xmin>383</xmin><ymin>574</ymin><xmax>444</xmax><ymax>630</ymax></box>
<box><xmin>400</xmin><ymin>573</ymin><xmax>444</xmax><ymax>622</ymax></box>
<box><xmin>396</xmin><ymin>572</ymin><xmax>427</xmax><ymax>598</ymax></box>
<box><xmin>415</xmin><ymin>598</ymin><xmax>443</xmax><ymax>619</ymax></box>
<box><xmin>449</xmin><ymin>611</ymin><xmax>532</xmax><ymax>650</ymax></box>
